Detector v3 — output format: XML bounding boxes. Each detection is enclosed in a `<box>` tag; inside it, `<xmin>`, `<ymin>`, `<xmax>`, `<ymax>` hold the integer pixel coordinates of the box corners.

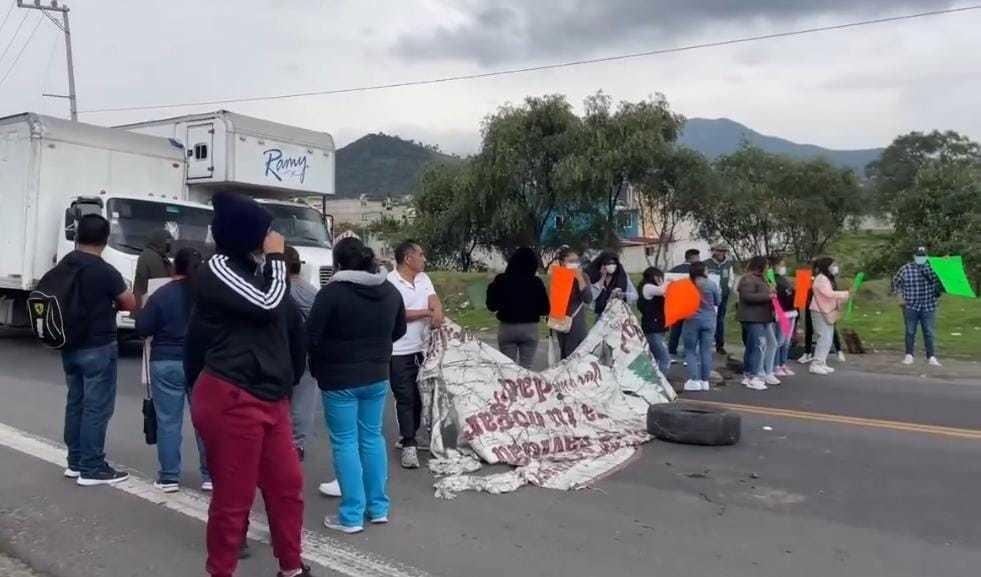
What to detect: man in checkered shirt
<box><xmin>891</xmin><ymin>246</ymin><xmax>944</xmax><ymax>367</ymax></box>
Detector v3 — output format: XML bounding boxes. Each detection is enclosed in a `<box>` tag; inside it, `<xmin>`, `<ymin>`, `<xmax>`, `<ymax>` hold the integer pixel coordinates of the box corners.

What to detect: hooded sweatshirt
<box><xmin>184</xmin><ymin>191</ymin><xmax>305</xmax><ymax>401</ymax></box>
<box><xmin>134</xmin><ymin>230</ymin><xmax>172</xmax><ymax>297</ymax></box>
<box><xmin>307</xmin><ymin>269</ymin><xmax>407</xmax><ymax>390</ymax></box>
<box><xmin>486</xmin><ymin>247</ymin><xmax>549</xmax><ymax>324</ymax></box>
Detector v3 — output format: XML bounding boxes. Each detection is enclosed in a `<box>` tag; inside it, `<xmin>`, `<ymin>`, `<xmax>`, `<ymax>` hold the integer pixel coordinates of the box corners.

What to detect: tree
<box><xmin>867</xmin><ymin>130</ymin><xmax>981</xmax><ymax>213</ymax></box>
<box><xmin>472</xmin><ymin>94</ymin><xmax>581</xmax><ymax>261</ymax></box>
<box><xmin>696</xmin><ymin>145</ymin><xmax>794</xmax><ymax>260</ymax></box>
<box><xmin>411</xmin><ymin>161</ymin><xmax>490</xmax><ymax>271</ymax></box>
<box><xmin>558</xmin><ymin>92</ymin><xmax>684</xmax><ymax>248</ymax></box>
<box><xmin>778</xmin><ymin>159</ymin><xmax>864</xmax><ymax>262</ymax></box>
<box><xmin>634</xmin><ymin>146</ymin><xmax>713</xmax><ymax>268</ymax></box>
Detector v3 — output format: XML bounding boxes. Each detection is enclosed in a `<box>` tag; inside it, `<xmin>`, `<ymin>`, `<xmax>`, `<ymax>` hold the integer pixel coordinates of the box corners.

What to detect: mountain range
<box><xmin>335</xmin><ymin>118</ymin><xmax>884</xmax><ymax>198</ymax></box>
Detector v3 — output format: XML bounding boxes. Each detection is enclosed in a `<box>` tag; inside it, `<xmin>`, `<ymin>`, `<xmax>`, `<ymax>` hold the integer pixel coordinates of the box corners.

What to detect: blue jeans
<box><xmin>903</xmin><ymin>307</ymin><xmax>936</xmax><ymax>358</ymax></box>
<box><xmin>715</xmin><ymin>291</ymin><xmax>729</xmax><ymax>349</ymax></box>
<box><xmin>323</xmin><ymin>381</ymin><xmax>390</xmax><ymax>528</ymax></box>
<box><xmin>777</xmin><ymin>318</ymin><xmax>797</xmax><ymax>366</ymax></box>
<box><xmin>742</xmin><ymin>322</ymin><xmax>768</xmax><ymax>378</ymax></box>
<box><xmin>645</xmin><ymin>332</ymin><xmax>670</xmax><ymax>376</ymax></box>
<box><xmin>150</xmin><ymin>360</ymin><xmax>209</xmax><ymax>484</ymax></box>
<box><xmin>763</xmin><ymin>323</ymin><xmax>779</xmax><ymax>376</ymax></box>
<box><xmin>683</xmin><ymin>316</ymin><xmax>716</xmax><ymax>381</ymax></box>
<box><xmin>62</xmin><ymin>342</ymin><xmax>118</xmax><ymax>475</ymax></box>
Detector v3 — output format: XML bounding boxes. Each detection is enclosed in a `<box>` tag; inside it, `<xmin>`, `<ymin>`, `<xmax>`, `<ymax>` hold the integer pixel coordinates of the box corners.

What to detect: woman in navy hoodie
<box><xmin>307</xmin><ymin>237</ymin><xmax>406</xmax><ymax>534</ymax></box>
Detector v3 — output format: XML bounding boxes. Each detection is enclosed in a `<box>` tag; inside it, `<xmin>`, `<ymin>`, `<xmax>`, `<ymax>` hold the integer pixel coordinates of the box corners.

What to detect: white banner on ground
<box><xmin>419</xmin><ymin>299</ymin><xmax>676</xmax><ymax>498</ymax></box>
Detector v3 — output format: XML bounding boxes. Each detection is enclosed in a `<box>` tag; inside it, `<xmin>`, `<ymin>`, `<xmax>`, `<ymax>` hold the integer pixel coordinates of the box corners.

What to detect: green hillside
<box><xmin>335</xmin><ymin>133</ymin><xmax>459</xmax><ymax>198</ymax></box>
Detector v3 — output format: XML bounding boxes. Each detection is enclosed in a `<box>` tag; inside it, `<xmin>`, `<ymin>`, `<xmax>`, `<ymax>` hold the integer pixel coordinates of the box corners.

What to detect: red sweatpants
<box><xmin>191</xmin><ymin>372</ymin><xmax>304</xmax><ymax>577</ymax></box>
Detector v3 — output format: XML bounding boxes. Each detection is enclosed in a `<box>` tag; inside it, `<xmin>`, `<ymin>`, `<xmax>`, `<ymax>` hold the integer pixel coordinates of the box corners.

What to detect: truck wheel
<box><xmin>647</xmin><ymin>403</ymin><xmax>741</xmax><ymax>446</ymax></box>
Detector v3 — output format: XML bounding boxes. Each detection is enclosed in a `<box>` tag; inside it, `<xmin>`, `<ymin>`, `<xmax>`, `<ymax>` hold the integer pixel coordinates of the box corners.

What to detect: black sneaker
<box><xmin>239</xmin><ymin>542</ymin><xmax>251</xmax><ymax>559</ymax></box>
<box><xmin>276</xmin><ymin>564</ymin><xmax>314</xmax><ymax>576</ymax></box>
<box><xmin>296</xmin><ymin>445</ymin><xmax>305</xmax><ymax>462</ymax></box>
<box><xmin>77</xmin><ymin>467</ymin><xmax>129</xmax><ymax>487</ymax></box>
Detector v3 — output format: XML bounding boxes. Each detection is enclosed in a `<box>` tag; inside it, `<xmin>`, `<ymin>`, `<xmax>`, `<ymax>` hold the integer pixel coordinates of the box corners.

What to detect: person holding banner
<box><xmin>637</xmin><ymin>267</ymin><xmax>670</xmax><ymax>375</ymax></box>
<box><xmin>554</xmin><ymin>247</ymin><xmax>593</xmax><ymax>359</ymax></box>
<box><xmin>892</xmin><ymin>246</ymin><xmax>943</xmax><ymax>367</ymax></box>
<box><xmin>486</xmin><ymin>247</ymin><xmax>550</xmax><ymax>369</ymax></box>
<box><xmin>769</xmin><ymin>256</ymin><xmax>797</xmax><ymax>378</ymax></box>
<box><xmin>681</xmin><ymin>262</ymin><xmax>721</xmax><ymax>392</ymax></box>
<box><xmin>808</xmin><ymin>257</ymin><xmax>850</xmax><ymax>376</ymax></box>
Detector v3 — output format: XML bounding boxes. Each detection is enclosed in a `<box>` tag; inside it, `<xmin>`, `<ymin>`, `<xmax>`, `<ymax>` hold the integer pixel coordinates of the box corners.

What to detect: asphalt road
<box><xmin>1</xmin><ymin>332</ymin><xmax>980</xmax><ymax>577</ymax></box>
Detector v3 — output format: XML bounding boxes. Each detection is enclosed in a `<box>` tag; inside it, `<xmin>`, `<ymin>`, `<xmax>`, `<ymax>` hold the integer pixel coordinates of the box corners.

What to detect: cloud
<box><xmin>392</xmin><ymin>0</ymin><xmax>959</xmax><ymax>66</ymax></box>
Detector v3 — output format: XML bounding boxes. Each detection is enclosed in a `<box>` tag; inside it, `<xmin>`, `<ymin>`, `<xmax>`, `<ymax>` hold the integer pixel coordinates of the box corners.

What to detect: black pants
<box><xmin>803</xmin><ymin>308</ymin><xmax>841</xmax><ymax>354</ymax></box>
<box><xmin>668</xmin><ymin>321</ymin><xmax>684</xmax><ymax>355</ymax></box>
<box><xmin>390</xmin><ymin>353</ymin><xmax>424</xmax><ymax>447</ymax></box>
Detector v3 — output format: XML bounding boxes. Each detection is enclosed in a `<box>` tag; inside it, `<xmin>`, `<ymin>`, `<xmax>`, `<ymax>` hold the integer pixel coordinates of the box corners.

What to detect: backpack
<box><xmin>26</xmin><ymin>258</ymin><xmax>91</xmax><ymax>349</ymax></box>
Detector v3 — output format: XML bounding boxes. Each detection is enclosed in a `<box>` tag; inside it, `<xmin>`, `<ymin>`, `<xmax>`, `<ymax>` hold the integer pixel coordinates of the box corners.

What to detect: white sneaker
<box><xmin>683</xmin><ymin>380</ymin><xmax>703</xmax><ymax>392</ymax></box>
<box><xmin>154</xmin><ymin>481</ymin><xmax>180</xmax><ymax>494</ymax></box>
<box><xmin>797</xmin><ymin>354</ymin><xmax>813</xmax><ymax>364</ymax></box>
<box><xmin>369</xmin><ymin>515</ymin><xmax>389</xmax><ymax>525</ymax></box>
<box><xmin>401</xmin><ymin>447</ymin><xmax>420</xmax><ymax>469</ymax></box>
<box><xmin>902</xmin><ymin>354</ymin><xmax>914</xmax><ymax>365</ymax></box>
<box><xmin>782</xmin><ymin>366</ymin><xmax>796</xmax><ymax>376</ymax></box>
<box><xmin>822</xmin><ymin>364</ymin><xmax>835</xmax><ymax>373</ymax></box>
<box><xmin>809</xmin><ymin>363</ymin><xmax>830</xmax><ymax>375</ymax></box>
<box><xmin>64</xmin><ymin>468</ymin><xmax>80</xmax><ymax>479</ymax></box>
<box><xmin>928</xmin><ymin>356</ymin><xmax>942</xmax><ymax>367</ymax></box>
<box><xmin>764</xmin><ymin>374</ymin><xmax>782</xmax><ymax>386</ymax></box>
<box><xmin>701</xmin><ymin>380</ymin><xmax>711</xmax><ymax>391</ymax></box>
<box><xmin>837</xmin><ymin>351</ymin><xmax>847</xmax><ymax>362</ymax></box>
<box><xmin>323</xmin><ymin>515</ymin><xmax>363</xmax><ymax>534</ymax></box>
<box><xmin>318</xmin><ymin>479</ymin><xmax>342</xmax><ymax>497</ymax></box>
<box><xmin>744</xmin><ymin>377</ymin><xmax>768</xmax><ymax>391</ymax></box>
<box><xmin>201</xmin><ymin>481</ymin><xmax>214</xmax><ymax>492</ymax></box>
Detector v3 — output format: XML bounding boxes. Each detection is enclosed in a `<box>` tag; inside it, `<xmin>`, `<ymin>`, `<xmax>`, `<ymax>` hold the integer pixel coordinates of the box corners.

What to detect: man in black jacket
<box><xmin>186</xmin><ymin>191</ymin><xmax>311</xmax><ymax>577</ymax></box>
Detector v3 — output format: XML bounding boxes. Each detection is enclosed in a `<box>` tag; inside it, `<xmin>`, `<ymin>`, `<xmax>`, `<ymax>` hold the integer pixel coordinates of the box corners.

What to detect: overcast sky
<box><xmin>1</xmin><ymin>0</ymin><xmax>978</xmax><ymax>154</ymax></box>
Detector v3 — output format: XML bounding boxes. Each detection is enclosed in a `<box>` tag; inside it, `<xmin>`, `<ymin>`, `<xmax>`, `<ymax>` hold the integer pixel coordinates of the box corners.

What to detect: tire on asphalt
<box><xmin>647</xmin><ymin>403</ymin><xmax>741</xmax><ymax>446</ymax></box>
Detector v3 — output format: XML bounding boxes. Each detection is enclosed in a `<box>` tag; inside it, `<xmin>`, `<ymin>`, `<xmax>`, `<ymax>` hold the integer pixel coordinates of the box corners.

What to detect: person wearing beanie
<box><xmin>186</xmin><ymin>191</ymin><xmax>312</xmax><ymax>577</ymax></box>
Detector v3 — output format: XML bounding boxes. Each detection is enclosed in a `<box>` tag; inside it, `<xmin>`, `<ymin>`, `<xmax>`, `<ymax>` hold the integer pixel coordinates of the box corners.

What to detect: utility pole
<box><xmin>17</xmin><ymin>1</ymin><xmax>76</xmax><ymax>121</ymax></box>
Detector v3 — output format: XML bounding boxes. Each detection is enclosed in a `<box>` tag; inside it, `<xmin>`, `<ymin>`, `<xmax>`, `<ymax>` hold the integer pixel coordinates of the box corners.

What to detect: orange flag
<box><xmin>549</xmin><ymin>267</ymin><xmax>576</xmax><ymax>319</ymax></box>
<box><xmin>794</xmin><ymin>269</ymin><xmax>812</xmax><ymax>311</ymax></box>
<box><xmin>665</xmin><ymin>278</ymin><xmax>700</xmax><ymax>327</ymax></box>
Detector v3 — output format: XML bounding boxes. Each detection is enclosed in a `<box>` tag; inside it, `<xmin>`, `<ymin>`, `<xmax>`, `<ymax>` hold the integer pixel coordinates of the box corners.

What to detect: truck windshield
<box><xmin>107</xmin><ymin>199</ymin><xmax>214</xmax><ymax>256</ymax></box>
<box><xmin>264</xmin><ymin>204</ymin><xmax>331</xmax><ymax>249</ymax></box>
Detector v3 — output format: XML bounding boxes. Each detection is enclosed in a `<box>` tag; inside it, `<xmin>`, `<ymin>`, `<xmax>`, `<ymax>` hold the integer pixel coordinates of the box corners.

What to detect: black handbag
<box><xmin>142</xmin><ymin>341</ymin><xmax>157</xmax><ymax>445</ymax></box>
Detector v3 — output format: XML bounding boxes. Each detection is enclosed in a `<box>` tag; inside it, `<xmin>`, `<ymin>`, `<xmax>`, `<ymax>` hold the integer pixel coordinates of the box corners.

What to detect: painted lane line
<box><xmin>0</xmin><ymin>422</ymin><xmax>437</xmax><ymax>577</ymax></box>
<box><xmin>686</xmin><ymin>400</ymin><xmax>981</xmax><ymax>440</ymax></box>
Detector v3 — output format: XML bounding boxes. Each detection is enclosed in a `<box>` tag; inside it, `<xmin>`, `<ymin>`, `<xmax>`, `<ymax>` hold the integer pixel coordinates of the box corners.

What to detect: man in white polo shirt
<box><xmin>387</xmin><ymin>240</ymin><xmax>444</xmax><ymax>469</ymax></box>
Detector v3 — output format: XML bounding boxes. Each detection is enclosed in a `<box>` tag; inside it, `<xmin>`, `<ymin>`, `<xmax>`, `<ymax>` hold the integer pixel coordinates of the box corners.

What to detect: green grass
<box><xmin>430</xmin><ymin>252</ymin><xmax>981</xmax><ymax>359</ymax></box>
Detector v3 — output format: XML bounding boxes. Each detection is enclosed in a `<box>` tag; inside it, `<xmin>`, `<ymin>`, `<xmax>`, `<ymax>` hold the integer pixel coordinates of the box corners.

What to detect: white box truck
<box><xmin>117</xmin><ymin>110</ymin><xmax>337</xmax><ymax>288</ymax></box>
<box><xmin>0</xmin><ymin>113</ymin><xmax>211</xmax><ymax>330</ymax></box>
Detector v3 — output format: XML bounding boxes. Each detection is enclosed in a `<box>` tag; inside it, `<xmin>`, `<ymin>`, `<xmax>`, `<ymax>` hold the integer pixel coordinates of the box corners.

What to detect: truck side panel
<box><xmin>231</xmin><ymin>133</ymin><xmax>334</xmax><ymax>196</ymax></box>
<box><xmin>0</xmin><ymin>122</ymin><xmax>38</xmax><ymax>291</ymax></box>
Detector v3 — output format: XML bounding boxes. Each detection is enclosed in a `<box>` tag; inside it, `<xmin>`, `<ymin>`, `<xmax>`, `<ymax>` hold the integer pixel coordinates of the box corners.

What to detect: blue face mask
<box><xmin>914</xmin><ymin>256</ymin><xmax>928</xmax><ymax>265</ymax></box>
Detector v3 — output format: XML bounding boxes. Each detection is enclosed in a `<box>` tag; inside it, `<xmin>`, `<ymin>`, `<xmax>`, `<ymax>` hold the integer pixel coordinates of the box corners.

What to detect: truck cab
<box><xmin>257</xmin><ymin>199</ymin><xmax>334</xmax><ymax>287</ymax></box>
<box><xmin>60</xmin><ymin>194</ymin><xmax>214</xmax><ymax>329</ymax></box>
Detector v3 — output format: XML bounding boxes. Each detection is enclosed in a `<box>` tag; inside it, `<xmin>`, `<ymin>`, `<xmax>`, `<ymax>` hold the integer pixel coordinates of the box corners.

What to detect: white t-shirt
<box><xmin>388</xmin><ymin>269</ymin><xmax>436</xmax><ymax>356</ymax></box>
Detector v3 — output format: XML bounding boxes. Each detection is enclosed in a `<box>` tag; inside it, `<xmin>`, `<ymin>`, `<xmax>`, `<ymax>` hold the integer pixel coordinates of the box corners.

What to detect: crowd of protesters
<box><xmin>48</xmin><ymin>190</ymin><xmax>947</xmax><ymax>576</ymax></box>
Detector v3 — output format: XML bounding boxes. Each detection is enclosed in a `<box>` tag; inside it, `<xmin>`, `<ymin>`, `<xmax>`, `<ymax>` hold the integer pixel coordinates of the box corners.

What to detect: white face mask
<box><xmin>829</xmin><ymin>265</ymin><xmax>840</xmax><ymax>276</ymax></box>
<box><xmin>777</xmin><ymin>266</ymin><xmax>787</xmax><ymax>276</ymax></box>
<box><xmin>914</xmin><ymin>256</ymin><xmax>928</xmax><ymax>265</ymax></box>
<box><xmin>604</xmin><ymin>264</ymin><xmax>618</xmax><ymax>275</ymax></box>
<box><xmin>565</xmin><ymin>262</ymin><xmax>580</xmax><ymax>270</ymax></box>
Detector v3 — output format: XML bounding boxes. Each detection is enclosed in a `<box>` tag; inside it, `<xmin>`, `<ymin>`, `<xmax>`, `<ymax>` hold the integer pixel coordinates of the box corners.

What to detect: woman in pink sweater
<box><xmin>808</xmin><ymin>257</ymin><xmax>850</xmax><ymax>375</ymax></box>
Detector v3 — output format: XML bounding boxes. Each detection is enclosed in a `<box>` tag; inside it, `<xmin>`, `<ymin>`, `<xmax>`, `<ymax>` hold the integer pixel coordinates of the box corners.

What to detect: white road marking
<box><xmin>0</xmin><ymin>422</ymin><xmax>437</xmax><ymax>577</ymax></box>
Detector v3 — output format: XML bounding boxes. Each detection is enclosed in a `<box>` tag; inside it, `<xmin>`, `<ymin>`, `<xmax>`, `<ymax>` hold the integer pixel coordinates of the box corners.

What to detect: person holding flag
<box><xmin>808</xmin><ymin>257</ymin><xmax>850</xmax><ymax>376</ymax></box>
<box><xmin>892</xmin><ymin>246</ymin><xmax>944</xmax><ymax>367</ymax></box>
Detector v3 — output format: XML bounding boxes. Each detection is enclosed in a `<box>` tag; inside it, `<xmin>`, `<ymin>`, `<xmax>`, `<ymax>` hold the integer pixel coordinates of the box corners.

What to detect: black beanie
<box><xmin>211</xmin><ymin>191</ymin><xmax>273</xmax><ymax>256</ymax></box>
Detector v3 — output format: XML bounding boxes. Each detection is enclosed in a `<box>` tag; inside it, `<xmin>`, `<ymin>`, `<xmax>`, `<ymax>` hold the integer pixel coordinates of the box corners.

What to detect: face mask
<box><xmin>565</xmin><ymin>262</ymin><xmax>580</xmax><ymax>270</ymax></box>
<box><xmin>914</xmin><ymin>256</ymin><xmax>928</xmax><ymax>265</ymax></box>
<box><xmin>829</xmin><ymin>265</ymin><xmax>840</xmax><ymax>276</ymax></box>
<box><xmin>777</xmin><ymin>266</ymin><xmax>787</xmax><ymax>276</ymax></box>
<box><xmin>604</xmin><ymin>264</ymin><xmax>618</xmax><ymax>275</ymax></box>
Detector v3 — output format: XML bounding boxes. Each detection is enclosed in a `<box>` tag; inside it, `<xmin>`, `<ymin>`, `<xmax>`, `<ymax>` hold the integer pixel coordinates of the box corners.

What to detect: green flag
<box><xmin>766</xmin><ymin>268</ymin><xmax>775</xmax><ymax>284</ymax></box>
<box><xmin>845</xmin><ymin>272</ymin><xmax>866</xmax><ymax>321</ymax></box>
<box><xmin>928</xmin><ymin>256</ymin><xmax>977</xmax><ymax>298</ymax></box>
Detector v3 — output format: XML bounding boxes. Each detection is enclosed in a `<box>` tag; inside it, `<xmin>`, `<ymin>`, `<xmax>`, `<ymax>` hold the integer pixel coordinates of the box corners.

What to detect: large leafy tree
<box><xmin>411</xmin><ymin>161</ymin><xmax>489</xmax><ymax>271</ymax></box>
<box><xmin>778</xmin><ymin>159</ymin><xmax>864</xmax><ymax>262</ymax></box>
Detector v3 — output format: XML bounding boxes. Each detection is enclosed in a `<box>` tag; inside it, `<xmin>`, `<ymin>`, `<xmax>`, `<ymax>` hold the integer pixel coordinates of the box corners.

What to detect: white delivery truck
<box><xmin>0</xmin><ymin>113</ymin><xmax>211</xmax><ymax>330</ymax></box>
<box><xmin>117</xmin><ymin>110</ymin><xmax>337</xmax><ymax>288</ymax></box>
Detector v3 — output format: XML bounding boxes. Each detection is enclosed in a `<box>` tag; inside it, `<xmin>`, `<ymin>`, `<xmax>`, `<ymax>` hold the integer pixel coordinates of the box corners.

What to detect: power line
<box><xmin>0</xmin><ymin>2</ymin><xmax>17</xmax><ymax>34</ymax></box>
<box><xmin>0</xmin><ymin>9</ymin><xmax>28</xmax><ymax>66</ymax></box>
<box><xmin>79</xmin><ymin>4</ymin><xmax>981</xmax><ymax>115</ymax></box>
<box><xmin>0</xmin><ymin>14</ymin><xmax>42</xmax><ymax>89</ymax></box>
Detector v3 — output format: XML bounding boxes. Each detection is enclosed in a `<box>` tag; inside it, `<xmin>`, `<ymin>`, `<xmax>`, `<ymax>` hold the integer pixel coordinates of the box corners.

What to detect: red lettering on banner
<box><xmin>533</xmin><ymin>377</ymin><xmax>552</xmax><ymax>402</ymax></box>
<box><xmin>563</xmin><ymin>406</ymin><xmax>578</xmax><ymax>427</ymax></box>
<box><xmin>491</xmin><ymin>446</ymin><xmax>512</xmax><ymax>462</ymax></box>
<box><xmin>464</xmin><ymin>415</ymin><xmax>483</xmax><ymax>440</ymax></box>
<box><xmin>522</xmin><ymin>441</ymin><xmax>542</xmax><ymax>458</ymax></box>
<box><xmin>552</xmin><ymin>436</ymin><xmax>565</xmax><ymax>453</ymax></box>
<box><xmin>478</xmin><ymin>412</ymin><xmax>498</xmax><ymax>433</ymax></box>
<box><xmin>512</xmin><ymin>410</ymin><xmax>529</xmax><ymax>427</ymax></box>
<box><xmin>547</xmin><ymin>407</ymin><xmax>567</xmax><ymax>427</ymax></box>
<box><xmin>582</xmin><ymin>404</ymin><xmax>598</xmax><ymax>422</ymax></box>
<box><xmin>496</xmin><ymin>412</ymin><xmax>515</xmax><ymax>431</ymax></box>
<box><xmin>518</xmin><ymin>377</ymin><xmax>534</xmax><ymax>399</ymax></box>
